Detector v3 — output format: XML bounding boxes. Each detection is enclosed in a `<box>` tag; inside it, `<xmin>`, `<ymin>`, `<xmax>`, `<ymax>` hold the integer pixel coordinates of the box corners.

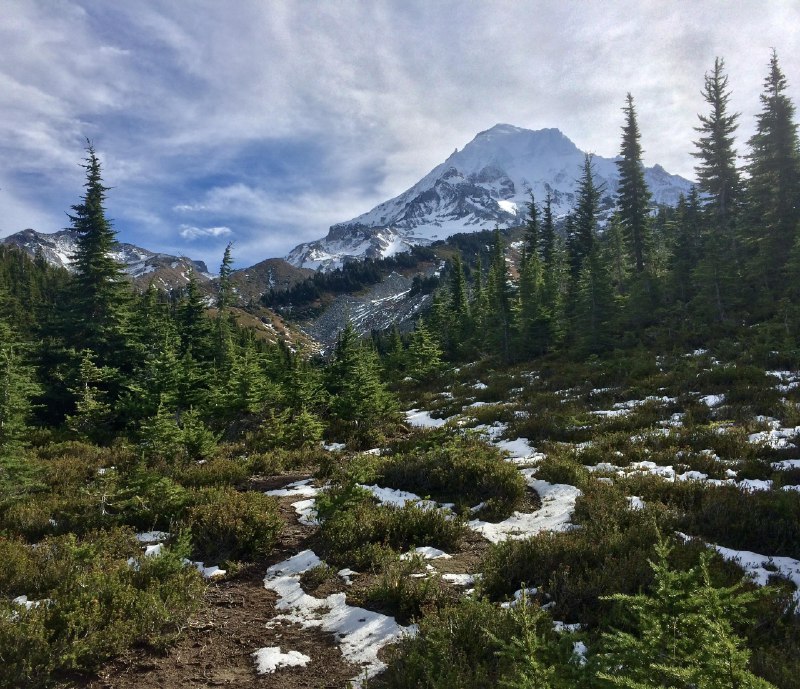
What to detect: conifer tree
<box><xmin>540</xmin><ymin>191</ymin><xmax>556</xmax><ymax>270</ymax></box>
<box><xmin>406</xmin><ymin>319</ymin><xmax>444</xmax><ymax>381</ymax></box>
<box><xmin>745</xmin><ymin>49</ymin><xmax>800</xmax><ymax>286</ymax></box>
<box><xmin>178</xmin><ymin>271</ymin><xmax>211</xmax><ymax>359</ymax></box>
<box><xmin>523</xmin><ymin>192</ymin><xmax>540</xmax><ymax>260</ymax></box>
<box><xmin>616</xmin><ymin>93</ymin><xmax>652</xmax><ymax>273</ymax></box>
<box><xmin>573</xmin><ymin>245</ymin><xmax>616</xmax><ymax>355</ymax></box>
<box><xmin>598</xmin><ymin>539</ymin><xmax>775</xmax><ymax>689</ymax></box>
<box><xmin>570</xmin><ymin>155</ymin><xmax>602</xmax><ymax>275</ymax></box>
<box><xmin>217</xmin><ymin>242</ymin><xmax>235</xmax><ymax>310</ymax></box>
<box><xmin>0</xmin><ymin>321</ymin><xmax>41</xmax><ymax>457</ymax></box>
<box><xmin>486</xmin><ymin>228</ymin><xmax>515</xmax><ymax>362</ymax></box>
<box><xmin>668</xmin><ymin>188</ymin><xmax>702</xmax><ymax>305</ymax></box>
<box><xmin>691</xmin><ymin>58</ymin><xmax>741</xmax><ymax>323</ymax></box>
<box><xmin>692</xmin><ymin>57</ymin><xmax>741</xmax><ymax>235</ymax></box>
<box><xmin>328</xmin><ymin>322</ymin><xmax>398</xmax><ymax>445</ymax></box>
<box><xmin>67</xmin><ymin>143</ymin><xmax>131</xmax><ymax>365</ymax></box>
<box><xmin>447</xmin><ymin>254</ymin><xmax>471</xmax><ymax>359</ymax></box>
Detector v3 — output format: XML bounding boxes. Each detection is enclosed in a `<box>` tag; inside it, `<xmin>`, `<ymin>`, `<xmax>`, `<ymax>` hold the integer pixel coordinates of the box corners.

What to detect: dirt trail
<box><xmin>75</xmin><ymin>480</ymin><xmax>362</xmax><ymax>689</ymax></box>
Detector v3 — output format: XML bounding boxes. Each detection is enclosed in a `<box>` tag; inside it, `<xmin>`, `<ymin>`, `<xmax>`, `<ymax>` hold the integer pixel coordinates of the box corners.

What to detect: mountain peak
<box><xmin>286</xmin><ymin>124</ymin><xmax>693</xmax><ymax>270</ymax></box>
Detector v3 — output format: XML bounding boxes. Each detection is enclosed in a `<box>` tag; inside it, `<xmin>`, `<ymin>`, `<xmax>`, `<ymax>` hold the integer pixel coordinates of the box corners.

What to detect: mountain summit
<box><xmin>287</xmin><ymin>124</ymin><xmax>693</xmax><ymax>270</ymax></box>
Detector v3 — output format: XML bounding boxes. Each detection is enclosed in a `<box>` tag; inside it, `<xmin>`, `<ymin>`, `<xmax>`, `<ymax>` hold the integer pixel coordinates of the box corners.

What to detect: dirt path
<box><xmin>74</xmin><ymin>481</ymin><xmax>363</xmax><ymax>689</ymax></box>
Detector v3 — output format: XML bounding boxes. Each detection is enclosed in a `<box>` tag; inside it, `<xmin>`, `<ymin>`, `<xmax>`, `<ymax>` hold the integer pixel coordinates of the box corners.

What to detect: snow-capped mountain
<box><xmin>1</xmin><ymin>228</ymin><xmax>213</xmax><ymax>286</ymax></box>
<box><xmin>287</xmin><ymin>124</ymin><xmax>693</xmax><ymax>271</ymax></box>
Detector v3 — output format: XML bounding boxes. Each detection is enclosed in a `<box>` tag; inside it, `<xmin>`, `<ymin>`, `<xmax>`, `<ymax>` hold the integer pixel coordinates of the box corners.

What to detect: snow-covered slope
<box><xmin>2</xmin><ymin>228</ymin><xmax>212</xmax><ymax>282</ymax></box>
<box><xmin>288</xmin><ymin>124</ymin><xmax>693</xmax><ymax>271</ymax></box>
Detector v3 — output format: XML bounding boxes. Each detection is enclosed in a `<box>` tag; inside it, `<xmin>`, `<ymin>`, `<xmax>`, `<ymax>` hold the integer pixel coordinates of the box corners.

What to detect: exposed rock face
<box><xmin>1</xmin><ymin>228</ymin><xmax>213</xmax><ymax>290</ymax></box>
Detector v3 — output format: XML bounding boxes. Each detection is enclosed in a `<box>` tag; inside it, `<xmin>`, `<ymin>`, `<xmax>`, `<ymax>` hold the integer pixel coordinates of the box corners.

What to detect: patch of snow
<box><xmin>627</xmin><ymin>496</ymin><xmax>645</xmax><ymax>510</ymax></box>
<box><xmin>469</xmin><ymin>479</ymin><xmax>581</xmax><ymax>544</ymax></box>
<box><xmin>338</xmin><ymin>568</ymin><xmax>358</xmax><ymax>585</ymax></box>
<box><xmin>252</xmin><ymin>646</ymin><xmax>311</xmax><ymax>674</ymax></box>
<box><xmin>264</xmin><ymin>550</ymin><xmax>416</xmax><ymax>686</ymax></box>
<box><xmin>709</xmin><ymin>543</ymin><xmax>800</xmax><ymax>603</ymax></box>
<box><xmin>401</xmin><ymin>546</ymin><xmax>452</xmax><ymax>560</ymax></box>
<box><xmin>700</xmin><ymin>394</ymin><xmax>725</xmax><ymax>407</ymax></box>
<box><xmin>136</xmin><ymin>530</ymin><xmax>170</xmax><ymax>543</ymax></box>
<box><xmin>772</xmin><ymin>459</ymin><xmax>800</xmax><ymax>470</ymax></box>
<box><xmin>442</xmin><ymin>573</ymin><xmax>476</xmax><ymax>586</ymax></box>
<box><xmin>323</xmin><ymin>442</ymin><xmax>347</xmax><ymax>452</ymax></box>
<box><xmin>359</xmin><ymin>484</ymin><xmax>449</xmax><ymax>511</ymax></box>
<box><xmin>406</xmin><ymin>409</ymin><xmax>449</xmax><ymax>428</ymax></box>
<box><xmin>265</xmin><ymin>479</ymin><xmax>320</xmax><ymax>498</ymax></box>
<box><xmin>291</xmin><ymin>498</ymin><xmax>319</xmax><ymax>526</ymax></box>
<box><xmin>494</xmin><ymin>437</ymin><xmax>543</xmax><ymax>464</ymax></box>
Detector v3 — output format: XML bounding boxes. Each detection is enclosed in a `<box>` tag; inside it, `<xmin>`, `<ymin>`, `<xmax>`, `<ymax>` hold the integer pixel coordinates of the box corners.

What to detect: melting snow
<box><xmin>469</xmin><ymin>478</ymin><xmax>580</xmax><ymax>544</ymax></box>
<box><xmin>252</xmin><ymin>646</ymin><xmax>311</xmax><ymax>674</ymax></box>
<box><xmin>264</xmin><ymin>550</ymin><xmax>415</xmax><ymax>686</ymax></box>
<box><xmin>401</xmin><ymin>546</ymin><xmax>452</xmax><ymax>560</ymax></box>
<box><xmin>265</xmin><ymin>479</ymin><xmax>320</xmax><ymax>498</ymax></box>
<box><xmin>406</xmin><ymin>409</ymin><xmax>449</xmax><ymax>428</ymax></box>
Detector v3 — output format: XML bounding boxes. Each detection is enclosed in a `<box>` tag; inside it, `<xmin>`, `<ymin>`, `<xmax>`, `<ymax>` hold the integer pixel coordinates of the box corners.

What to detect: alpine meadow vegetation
<box><xmin>2</xmin><ymin>51</ymin><xmax>800</xmax><ymax>688</ymax></box>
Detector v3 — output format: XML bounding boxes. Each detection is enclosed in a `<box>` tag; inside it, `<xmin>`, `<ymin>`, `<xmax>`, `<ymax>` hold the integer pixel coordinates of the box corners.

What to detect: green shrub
<box><xmin>0</xmin><ymin>529</ymin><xmax>203</xmax><ymax>688</ymax></box>
<box><xmin>378</xmin><ymin>433</ymin><xmax>526</xmax><ymax>520</ymax></box>
<box><xmin>377</xmin><ymin>595</ymin><xmax>561</xmax><ymax>689</ymax></box>
<box><xmin>361</xmin><ymin>555</ymin><xmax>454</xmax><ymax>625</ymax></box>
<box><xmin>174</xmin><ymin>457</ymin><xmax>251</xmax><ymax>488</ymax></box>
<box><xmin>186</xmin><ymin>487</ymin><xmax>282</xmax><ymax>563</ymax></box>
<box><xmin>317</xmin><ymin>500</ymin><xmax>465</xmax><ymax>569</ymax></box>
<box><xmin>480</xmin><ymin>483</ymin><xmax>674</xmax><ymax>625</ymax></box>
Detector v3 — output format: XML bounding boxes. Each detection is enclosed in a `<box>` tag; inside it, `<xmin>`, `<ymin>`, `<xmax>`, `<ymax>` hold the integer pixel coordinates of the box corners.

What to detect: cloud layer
<box><xmin>2</xmin><ymin>0</ymin><xmax>799</xmax><ymax>268</ymax></box>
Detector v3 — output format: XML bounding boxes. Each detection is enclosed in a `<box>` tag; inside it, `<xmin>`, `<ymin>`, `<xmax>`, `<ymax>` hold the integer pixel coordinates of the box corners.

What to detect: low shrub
<box><xmin>361</xmin><ymin>555</ymin><xmax>454</xmax><ymax>625</ymax></box>
<box><xmin>377</xmin><ymin>595</ymin><xmax>563</xmax><ymax>689</ymax></box>
<box><xmin>0</xmin><ymin>529</ymin><xmax>203</xmax><ymax>688</ymax></box>
<box><xmin>186</xmin><ymin>487</ymin><xmax>282</xmax><ymax>563</ymax></box>
<box><xmin>317</xmin><ymin>500</ymin><xmax>465</xmax><ymax>570</ymax></box>
<box><xmin>378</xmin><ymin>433</ymin><xmax>525</xmax><ymax>520</ymax></box>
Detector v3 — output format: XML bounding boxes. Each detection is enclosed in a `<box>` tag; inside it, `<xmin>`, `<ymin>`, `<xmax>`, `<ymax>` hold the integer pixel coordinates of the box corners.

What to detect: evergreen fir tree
<box><xmin>573</xmin><ymin>245</ymin><xmax>616</xmax><ymax>355</ymax></box>
<box><xmin>67</xmin><ymin>143</ymin><xmax>132</xmax><ymax>365</ymax></box>
<box><xmin>616</xmin><ymin>93</ymin><xmax>652</xmax><ymax>273</ymax></box>
<box><xmin>406</xmin><ymin>319</ymin><xmax>444</xmax><ymax>381</ymax></box>
<box><xmin>598</xmin><ymin>539</ymin><xmax>775</xmax><ymax>689</ymax></box>
<box><xmin>0</xmin><ymin>321</ymin><xmax>41</xmax><ymax>457</ymax></box>
<box><xmin>570</xmin><ymin>155</ymin><xmax>602</xmax><ymax>275</ymax></box>
<box><xmin>217</xmin><ymin>242</ymin><xmax>235</xmax><ymax>310</ymax></box>
<box><xmin>523</xmin><ymin>193</ymin><xmax>541</xmax><ymax>261</ymax></box>
<box><xmin>540</xmin><ymin>191</ymin><xmax>556</xmax><ymax>270</ymax></box>
<box><xmin>692</xmin><ymin>57</ymin><xmax>741</xmax><ymax>236</ymax></box>
<box><xmin>745</xmin><ymin>49</ymin><xmax>800</xmax><ymax>287</ymax></box>
<box><xmin>486</xmin><ymin>228</ymin><xmax>515</xmax><ymax>363</ymax></box>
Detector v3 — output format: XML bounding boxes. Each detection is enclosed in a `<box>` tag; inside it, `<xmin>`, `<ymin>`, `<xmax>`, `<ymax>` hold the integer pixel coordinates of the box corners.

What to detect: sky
<box><xmin>2</xmin><ymin>1</ymin><xmax>799</xmax><ymax>269</ymax></box>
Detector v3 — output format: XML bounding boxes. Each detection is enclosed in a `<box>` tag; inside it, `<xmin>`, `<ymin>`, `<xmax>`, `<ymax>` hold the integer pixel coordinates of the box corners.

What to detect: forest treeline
<box><xmin>1</xmin><ymin>51</ymin><xmax>799</xmax><ymax>689</ymax></box>
<box><xmin>382</xmin><ymin>53</ymin><xmax>800</xmax><ymax>371</ymax></box>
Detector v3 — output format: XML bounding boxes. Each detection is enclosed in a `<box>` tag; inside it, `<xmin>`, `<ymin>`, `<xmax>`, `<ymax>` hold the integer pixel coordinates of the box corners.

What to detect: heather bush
<box><xmin>186</xmin><ymin>487</ymin><xmax>282</xmax><ymax>563</ymax></box>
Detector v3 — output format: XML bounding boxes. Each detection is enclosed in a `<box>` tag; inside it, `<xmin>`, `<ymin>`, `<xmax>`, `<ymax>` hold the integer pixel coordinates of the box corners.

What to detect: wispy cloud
<box><xmin>2</xmin><ymin>0</ymin><xmax>799</xmax><ymax>266</ymax></box>
<box><xmin>178</xmin><ymin>225</ymin><xmax>232</xmax><ymax>240</ymax></box>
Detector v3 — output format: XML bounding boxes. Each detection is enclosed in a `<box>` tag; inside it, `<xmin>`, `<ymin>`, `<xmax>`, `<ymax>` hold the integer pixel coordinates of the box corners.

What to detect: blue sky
<box><xmin>2</xmin><ymin>1</ymin><xmax>799</xmax><ymax>269</ymax></box>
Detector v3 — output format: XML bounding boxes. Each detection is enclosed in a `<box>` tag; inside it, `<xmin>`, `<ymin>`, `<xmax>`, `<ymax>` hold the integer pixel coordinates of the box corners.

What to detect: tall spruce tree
<box><xmin>570</xmin><ymin>154</ymin><xmax>602</xmax><ymax>275</ymax></box>
<box><xmin>486</xmin><ymin>228</ymin><xmax>515</xmax><ymax>362</ymax></box>
<box><xmin>67</xmin><ymin>142</ymin><xmax>131</xmax><ymax>365</ymax></box>
<box><xmin>616</xmin><ymin>93</ymin><xmax>652</xmax><ymax>273</ymax></box>
<box><xmin>745</xmin><ymin>49</ymin><xmax>800</xmax><ymax>287</ymax></box>
<box><xmin>692</xmin><ymin>57</ymin><xmax>741</xmax><ymax>235</ymax></box>
<box><xmin>691</xmin><ymin>58</ymin><xmax>741</xmax><ymax>323</ymax></box>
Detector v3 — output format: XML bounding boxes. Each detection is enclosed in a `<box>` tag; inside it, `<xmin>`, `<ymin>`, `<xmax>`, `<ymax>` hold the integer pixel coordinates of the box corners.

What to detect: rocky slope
<box><xmin>1</xmin><ymin>228</ymin><xmax>213</xmax><ymax>290</ymax></box>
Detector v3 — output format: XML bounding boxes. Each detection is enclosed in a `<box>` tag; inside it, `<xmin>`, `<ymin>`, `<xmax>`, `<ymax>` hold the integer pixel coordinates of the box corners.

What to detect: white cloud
<box><xmin>178</xmin><ymin>225</ymin><xmax>233</xmax><ymax>240</ymax></box>
<box><xmin>2</xmin><ymin>0</ymin><xmax>800</xmax><ymax>259</ymax></box>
